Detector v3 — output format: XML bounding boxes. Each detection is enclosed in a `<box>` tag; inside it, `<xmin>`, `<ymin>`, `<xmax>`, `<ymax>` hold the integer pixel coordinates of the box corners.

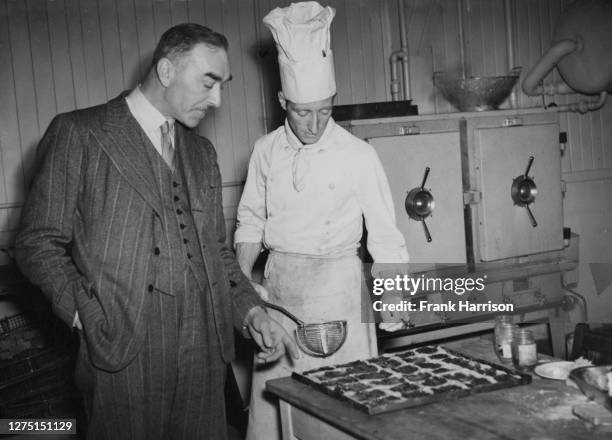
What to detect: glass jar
<box><xmin>511</xmin><ymin>328</ymin><xmax>538</xmax><ymax>372</ymax></box>
<box><xmin>494</xmin><ymin>315</ymin><xmax>516</xmax><ymax>363</ymax></box>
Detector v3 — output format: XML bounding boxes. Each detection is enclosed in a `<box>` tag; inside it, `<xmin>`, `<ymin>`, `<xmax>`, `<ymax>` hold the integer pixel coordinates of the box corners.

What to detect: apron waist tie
<box><xmin>268</xmin><ymin>249</ymin><xmax>357</xmax><ymax>261</ymax></box>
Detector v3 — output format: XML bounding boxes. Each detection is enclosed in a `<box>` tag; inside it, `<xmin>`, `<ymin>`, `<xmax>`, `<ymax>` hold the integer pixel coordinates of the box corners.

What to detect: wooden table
<box><xmin>267</xmin><ymin>338</ymin><xmax>611</xmax><ymax>440</ymax></box>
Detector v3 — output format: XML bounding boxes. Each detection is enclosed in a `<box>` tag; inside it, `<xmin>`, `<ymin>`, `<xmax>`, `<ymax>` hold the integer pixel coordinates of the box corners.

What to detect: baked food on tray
<box><xmin>292</xmin><ymin>345</ymin><xmax>531</xmax><ymax>414</ymax></box>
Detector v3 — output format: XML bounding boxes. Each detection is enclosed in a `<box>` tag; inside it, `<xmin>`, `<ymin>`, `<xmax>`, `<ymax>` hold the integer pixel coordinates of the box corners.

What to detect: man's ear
<box><xmin>156</xmin><ymin>57</ymin><xmax>175</xmax><ymax>88</ymax></box>
<box><xmin>278</xmin><ymin>91</ymin><xmax>287</xmax><ymax>111</ymax></box>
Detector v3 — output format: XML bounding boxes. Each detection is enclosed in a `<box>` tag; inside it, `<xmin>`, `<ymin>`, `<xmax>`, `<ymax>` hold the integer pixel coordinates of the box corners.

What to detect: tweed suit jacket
<box><xmin>15</xmin><ymin>93</ymin><xmax>262</xmax><ymax>372</ymax></box>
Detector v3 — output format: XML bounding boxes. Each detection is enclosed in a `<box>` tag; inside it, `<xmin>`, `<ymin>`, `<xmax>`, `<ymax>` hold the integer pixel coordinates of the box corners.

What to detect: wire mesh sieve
<box><xmin>263</xmin><ymin>302</ymin><xmax>347</xmax><ymax>358</ymax></box>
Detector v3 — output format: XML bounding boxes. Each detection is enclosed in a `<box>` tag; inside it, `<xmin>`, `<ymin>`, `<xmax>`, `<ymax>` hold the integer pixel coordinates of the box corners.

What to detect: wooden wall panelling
<box><xmin>152</xmin><ymin>0</ymin><xmax>171</xmax><ymax>44</ymax></box>
<box><xmin>379</xmin><ymin>0</ymin><xmax>393</xmax><ymax>103</ymax></box>
<box><xmin>567</xmin><ymin>111</ymin><xmax>588</xmax><ymax>172</ymax></box>
<box><xmin>602</xmin><ymin>102</ymin><xmax>612</xmax><ymax>169</ymax></box>
<box><xmin>169</xmin><ymin>0</ymin><xmax>189</xmax><ymax>25</ymax></box>
<box><xmin>431</xmin><ymin>0</ymin><xmax>461</xmax><ymax>114</ymax></box>
<box><xmin>133</xmin><ymin>0</ymin><xmax>156</xmax><ymax>84</ymax></box>
<box><xmin>371</xmin><ymin>0</ymin><xmax>393</xmax><ymax>102</ymax></box>
<box><xmin>206</xmin><ymin>0</ymin><xmax>233</xmax><ymax>182</ymax></box>
<box><xmin>468</xmin><ymin>0</ymin><xmax>507</xmax><ymax>77</ymax></box>
<box><xmin>580</xmin><ymin>110</ymin><xmax>595</xmax><ymax>171</ymax></box>
<box><xmin>0</xmin><ymin>1</ymin><xmax>23</xmax><ymax>212</ymax></box>
<box><xmin>408</xmin><ymin>0</ymin><xmax>426</xmax><ymax>89</ymax></box>
<box><xmin>197</xmin><ymin>0</ymin><xmax>222</xmax><ymax>168</ymax></box>
<box><xmin>64</xmin><ymin>0</ymin><xmax>90</xmax><ymax>110</ymax></box>
<box><xmin>97</xmin><ymin>0</ymin><xmax>124</xmax><ymax>99</ymax></box>
<box><xmin>96</xmin><ymin>0</ymin><xmax>126</xmax><ymax>97</ymax></box>
<box><xmin>231</xmin><ymin>0</ymin><xmax>266</xmax><ymax>182</ymax></box>
<box><xmin>80</xmin><ymin>0</ymin><xmax>108</xmax><ymax>105</ymax></box>
<box><xmin>390</xmin><ymin>0</ymin><xmax>453</xmax><ymax>114</ymax></box>
<box><xmin>328</xmin><ymin>0</ymin><xmax>352</xmax><ymax>104</ymax></box>
<box><xmin>443</xmin><ymin>0</ymin><xmax>462</xmax><ymax>102</ymax></box>
<box><xmin>26</xmin><ymin>0</ymin><xmax>57</xmax><ymax>139</ymax></box>
<box><xmin>343</xmin><ymin>0</ymin><xmax>369</xmax><ymax>104</ymax></box>
<box><xmin>356</xmin><ymin>0</ymin><xmax>390</xmax><ymax>102</ymax></box>
<box><xmin>0</xmin><ymin>208</ymin><xmax>11</xmax><ymax>256</ymax></box>
<box><xmin>514</xmin><ymin>0</ymin><xmax>542</xmax><ymax>109</ymax></box>
<box><xmin>221</xmin><ymin>0</ymin><xmax>254</xmax><ymax>184</ymax></box>
<box><xmin>47</xmin><ymin>0</ymin><xmax>77</xmax><ymax>114</ymax></box>
<box><xmin>185</xmin><ymin>0</ymin><xmax>205</xmax><ymax>25</ymax></box>
<box><xmin>4</xmin><ymin>0</ymin><xmax>37</xmax><ymax>194</ymax></box>
<box><xmin>251</xmin><ymin>0</ymin><xmax>280</xmax><ymax>137</ymax></box>
<box><xmin>116</xmin><ymin>0</ymin><xmax>142</xmax><ymax>90</ymax></box>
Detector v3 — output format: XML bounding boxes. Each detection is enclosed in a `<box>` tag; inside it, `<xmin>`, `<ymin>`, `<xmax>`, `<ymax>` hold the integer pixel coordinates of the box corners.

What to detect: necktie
<box><xmin>160</xmin><ymin>120</ymin><xmax>175</xmax><ymax>170</ymax></box>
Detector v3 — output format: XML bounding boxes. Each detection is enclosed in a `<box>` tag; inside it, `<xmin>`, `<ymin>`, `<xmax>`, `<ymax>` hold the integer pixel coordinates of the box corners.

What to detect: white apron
<box><xmin>246</xmin><ymin>251</ymin><xmax>377</xmax><ymax>440</ymax></box>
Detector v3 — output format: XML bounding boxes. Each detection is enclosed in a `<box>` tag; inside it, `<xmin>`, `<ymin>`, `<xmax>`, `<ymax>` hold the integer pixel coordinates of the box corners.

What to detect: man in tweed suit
<box><xmin>15</xmin><ymin>23</ymin><xmax>297</xmax><ymax>439</ymax></box>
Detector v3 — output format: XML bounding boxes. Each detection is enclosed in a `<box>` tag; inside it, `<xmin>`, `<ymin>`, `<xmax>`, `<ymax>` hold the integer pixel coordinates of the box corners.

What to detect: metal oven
<box><xmin>341</xmin><ymin>110</ymin><xmax>578</xmax><ymax>357</ymax></box>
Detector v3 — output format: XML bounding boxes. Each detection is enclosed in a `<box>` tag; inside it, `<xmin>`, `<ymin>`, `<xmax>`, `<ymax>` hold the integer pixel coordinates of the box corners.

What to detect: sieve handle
<box><xmin>263</xmin><ymin>302</ymin><xmax>305</xmax><ymax>326</ymax></box>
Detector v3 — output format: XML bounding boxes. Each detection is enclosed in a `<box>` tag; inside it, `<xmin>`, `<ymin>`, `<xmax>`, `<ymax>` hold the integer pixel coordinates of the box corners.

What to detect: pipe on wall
<box><xmin>555</xmin><ymin>91</ymin><xmax>608</xmax><ymax>114</ymax></box>
<box><xmin>390</xmin><ymin>0</ymin><xmax>411</xmax><ymax>101</ymax></box>
<box><xmin>504</xmin><ymin>0</ymin><xmax>518</xmax><ymax>108</ymax></box>
<box><xmin>457</xmin><ymin>0</ymin><xmax>467</xmax><ymax>79</ymax></box>
<box><xmin>522</xmin><ymin>39</ymin><xmax>579</xmax><ymax>96</ymax></box>
<box><xmin>522</xmin><ymin>38</ymin><xmax>608</xmax><ymax>114</ymax></box>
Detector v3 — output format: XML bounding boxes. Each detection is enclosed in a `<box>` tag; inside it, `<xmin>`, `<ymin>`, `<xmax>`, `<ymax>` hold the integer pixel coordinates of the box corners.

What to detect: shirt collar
<box><xmin>284</xmin><ymin>117</ymin><xmax>336</xmax><ymax>151</ymax></box>
<box><xmin>125</xmin><ymin>86</ymin><xmax>174</xmax><ymax>133</ymax></box>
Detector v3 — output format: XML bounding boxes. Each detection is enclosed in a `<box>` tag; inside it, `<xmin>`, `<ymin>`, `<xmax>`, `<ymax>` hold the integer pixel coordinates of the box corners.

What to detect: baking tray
<box><xmin>292</xmin><ymin>345</ymin><xmax>531</xmax><ymax>415</ymax></box>
<box><xmin>569</xmin><ymin>365</ymin><xmax>612</xmax><ymax>411</ymax></box>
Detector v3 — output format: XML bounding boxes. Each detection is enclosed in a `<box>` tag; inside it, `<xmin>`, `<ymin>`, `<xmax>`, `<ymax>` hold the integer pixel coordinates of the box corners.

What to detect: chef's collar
<box><xmin>284</xmin><ymin>117</ymin><xmax>336</xmax><ymax>152</ymax></box>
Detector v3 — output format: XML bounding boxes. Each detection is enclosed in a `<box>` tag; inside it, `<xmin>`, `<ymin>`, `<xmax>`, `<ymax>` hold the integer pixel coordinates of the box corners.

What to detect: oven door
<box><xmin>370</xmin><ymin>131</ymin><xmax>466</xmax><ymax>272</ymax></box>
<box><xmin>473</xmin><ymin>122</ymin><xmax>564</xmax><ymax>261</ymax></box>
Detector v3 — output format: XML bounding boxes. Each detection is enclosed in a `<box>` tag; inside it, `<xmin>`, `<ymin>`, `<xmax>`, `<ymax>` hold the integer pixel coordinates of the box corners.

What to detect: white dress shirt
<box><xmin>235</xmin><ymin>118</ymin><xmax>409</xmax><ymax>263</ymax></box>
<box><xmin>125</xmin><ymin>87</ymin><xmax>174</xmax><ymax>154</ymax></box>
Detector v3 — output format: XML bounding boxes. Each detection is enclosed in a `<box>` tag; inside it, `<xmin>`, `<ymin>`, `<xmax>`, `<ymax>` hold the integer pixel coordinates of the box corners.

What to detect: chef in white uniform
<box><xmin>234</xmin><ymin>2</ymin><xmax>409</xmax><ymax>439</ymax></box>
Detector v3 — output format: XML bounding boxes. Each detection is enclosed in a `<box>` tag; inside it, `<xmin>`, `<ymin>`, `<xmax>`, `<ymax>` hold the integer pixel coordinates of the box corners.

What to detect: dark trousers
<box><xmin>75</xmin><ymin>280</ymin><xmax>226</xmax><ymax>440</ymax></box>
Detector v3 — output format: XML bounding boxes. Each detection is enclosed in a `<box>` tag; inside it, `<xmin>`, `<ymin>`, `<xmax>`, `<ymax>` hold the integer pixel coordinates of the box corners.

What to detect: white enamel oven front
<box><xmin>466</xmin><ymin>113</ymin><xmax>564</xmax><ymax>262</ymax></box>
<box><xmin>347</xmin><ymin>112</ymin><xmax>564</xmax><ymax>267</ymax></box>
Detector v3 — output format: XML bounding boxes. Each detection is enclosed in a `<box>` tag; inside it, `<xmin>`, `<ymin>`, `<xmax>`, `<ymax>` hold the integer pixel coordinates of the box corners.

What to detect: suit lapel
<box><xmin>96</xmin><ymin>94</ymin><xmax>164</xmax><ymax>216</ymax></box>
<box><xmin>175</xmin><ymin>125</ymin><xmax>209</xmax><ymax>210</ymax></box>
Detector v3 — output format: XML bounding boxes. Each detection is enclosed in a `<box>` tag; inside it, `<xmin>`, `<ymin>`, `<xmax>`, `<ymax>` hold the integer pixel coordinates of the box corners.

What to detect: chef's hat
<box><xmin>263</xmin><ymin>1</ymin><xmax>336</xmax><ymax>103</ymax></box>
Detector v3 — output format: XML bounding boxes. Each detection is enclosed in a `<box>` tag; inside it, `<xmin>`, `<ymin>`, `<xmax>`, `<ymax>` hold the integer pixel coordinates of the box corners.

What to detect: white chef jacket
<box><xmin>235</xmin><ymin>118</ymin><xmax>408</xmax><ymax>263</ymax></box>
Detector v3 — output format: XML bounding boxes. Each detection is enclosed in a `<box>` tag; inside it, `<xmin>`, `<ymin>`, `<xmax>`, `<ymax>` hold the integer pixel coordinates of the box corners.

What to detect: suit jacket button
<box><xmin>148</xmin><ymin>284</ymin><xmax>154</xmax><ymax>292</ymax></box>
<box><xmin>176</xmin><ymin>209</ymin><xmax>183</xmax><ymax>215</ymax></box>
<box><xmin>180</xmin><ymin>223</ymin><xmax>186</xmax><ymax>229</ymax></box>
<box><xmin>154</xmin><ymin>247</ymin><xmax>160</xmax><ymax>255</ymax></box>
<box><xmin>173</xmin><ymin>181</ymin><xmax>179</xmax><ymax>187</ymax></box>
<box><xmin>186</xmin><ymin>253</ymin><xmax>193</xmax><ymax>259</ymax></box>
<box><xmin>174</xmin><ymin>196</ymin><xmax>180</xmax><ymax>202</ymax></box>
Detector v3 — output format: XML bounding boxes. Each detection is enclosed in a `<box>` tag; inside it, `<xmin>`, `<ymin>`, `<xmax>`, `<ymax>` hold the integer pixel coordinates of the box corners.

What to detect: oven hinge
<box><xmin>463</xmin><ymin>190</ymin><xmax>482</xmax><ymax>205</ymax></box>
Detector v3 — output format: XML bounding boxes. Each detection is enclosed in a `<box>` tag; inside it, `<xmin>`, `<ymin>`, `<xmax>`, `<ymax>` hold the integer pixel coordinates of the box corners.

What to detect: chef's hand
<box><xmin>250</xmin><ymin>281</ymin><xmax>270</xmax><ymax>301</ymax></box>
<box><xmin>244</xmin><ymin>306</ymin><xmax>300</xmax><ymax>364</ymax></box>
<box><xmin>371</xmin><ymin>262</ymin><xmax>410</xmax><ymax>280</ymax></box>
<box><xmin>377</xmin><ymin>292</ymin><xmax>411</xmax><ymax>333</ymax></box>
<box><xmin>371</xmin><ymin>262</ymin><xmax>411</xmax><ymax>332</ymax></box>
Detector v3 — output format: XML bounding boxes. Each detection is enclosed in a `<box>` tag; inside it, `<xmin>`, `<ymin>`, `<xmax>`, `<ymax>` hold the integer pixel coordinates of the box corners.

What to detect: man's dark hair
<box><xmin>152</xmin><ymin>23</ymin><xmax>228</xmax><ymax>66</ymax></box>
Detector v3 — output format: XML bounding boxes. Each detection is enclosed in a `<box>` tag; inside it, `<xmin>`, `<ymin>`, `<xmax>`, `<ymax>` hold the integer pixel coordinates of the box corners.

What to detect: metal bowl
<box><xmin>568</xmin><ymin>365</ymin><xmax>612</xmax><ymax>411</ymax></box>
<box><xmin>434</xmin><ymin>67</ymin><xmax>522</xmax><ymax>112</ymax></box>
